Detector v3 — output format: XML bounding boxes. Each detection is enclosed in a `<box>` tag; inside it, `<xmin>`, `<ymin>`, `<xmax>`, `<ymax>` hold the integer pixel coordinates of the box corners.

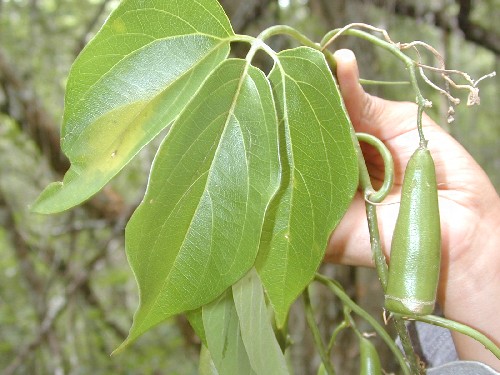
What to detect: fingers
<box><xmin>327</xmin><ymin>50</ymin><xmax>414</xmax><ymax>267</ymax></box>
<box><xmin>333</xmin><ymin>49</ymin><xmax>421</xmax><ymax>142</ymax></box>
<box><xmin>334</xmin><ymin>49</ymin><xmax>380</xmax><ymax>133</ymax></box>
<box><xmin>334</xmin><ymin>49</ymin><xmax>381</xmax><ymax>134</ymax></box>
<box><xmin>333</xmin><ymin>49</ymin><xmax>364</xmax><ymax>121</ymax></box>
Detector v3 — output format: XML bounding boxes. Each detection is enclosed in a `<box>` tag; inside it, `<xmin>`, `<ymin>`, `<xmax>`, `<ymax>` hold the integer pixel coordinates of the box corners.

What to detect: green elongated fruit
<box><xmin>359</xmin><ymin>336</ymin><xmax>382</xmax><ymax>375</ymax></box>
<box><xmin>385</xmin><ymin>144</ymin><xmax>441</xmax><ymax>316</ymax></box>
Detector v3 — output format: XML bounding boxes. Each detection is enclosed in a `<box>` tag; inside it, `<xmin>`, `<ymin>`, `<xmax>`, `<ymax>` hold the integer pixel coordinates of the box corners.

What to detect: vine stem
<box><xmin>414</xmin><ymin>315</ymin><xmax>500</xmax><ymax>360</ymax></box>
<box><xmin>359</xmin><ymin>78</ymin><xmax>411</xmax><ymax>86</ymax></box>
<box><xmin>352</xmin><ymin>132</ymin><xmax>390</xmax><ymax>288</ymax></box>
<box><xmin>321</xmin><ymin>28</ymin><xmax>430</xmax><ymax>144</ymax></box>
<box><xmin>356</xmin><ymin>133</ymin><xmax>394</xmax><ymax>204</ymax></box>
<box><xmin>254</xmin><ymin>25</ymin><xmax>320</xmax><ymax>50</ymax></box>
<box><xmin>327</xmin><ymin>320</ymin><xmax>349</xmax><ymax>354</ymax></box>
<box><xmin>237</xmin><ymin>26</ymin><xmax>339</xmax><ymax>79</ymax></box>
<box><xmin>303</xmin><ymin>287</ymin><xmax>336</xmax><ymax>375</ymax></box>
<box><xmin>315</xmin><ymin>274</ymin><xmax>411</xmax><ymax>375</ymax></box>
<box><xmin>352</xmin><ymin>132</ymin><xmax>423</xmax><ymax>375</ymax></box>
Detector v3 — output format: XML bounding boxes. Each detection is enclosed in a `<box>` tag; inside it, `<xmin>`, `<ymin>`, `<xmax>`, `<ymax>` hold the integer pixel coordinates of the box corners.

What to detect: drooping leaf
<box><xmin>32</xmin><ymin>0</ymin><xmax>234</xmax><ymax>213</ymax></box>
<box><xmin>257</xmin><ymin>47</ymin><xmax>359</xmax><ymax>327</ymax></box>
<box><xmin>115</xmin><ymin>59</ymin><xmax>280</xmax><ymax>351</ymax></box>
<box><xmin>232</xmin><ymin>269</ymin><xmax>289</xmax><ymax>375</ymax></box>
<box><xmin>202</xmin><ymin>290</ymin><xmax>256</xmax><ymax>375</ymax></box>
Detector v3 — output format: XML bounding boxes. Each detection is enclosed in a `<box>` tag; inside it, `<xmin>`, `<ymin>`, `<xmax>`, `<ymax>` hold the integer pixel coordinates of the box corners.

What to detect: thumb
<box><xmin>333</xmin><ymin>49</ymin><xmax>416</xmax><ymax>140</ymax></box>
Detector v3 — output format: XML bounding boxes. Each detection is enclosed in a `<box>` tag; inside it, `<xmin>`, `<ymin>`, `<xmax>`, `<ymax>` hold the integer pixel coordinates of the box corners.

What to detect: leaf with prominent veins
<box><xmin>257</xmin><ymin>47</ymin><xmax>359</xmax><ymax>327</ymax></box>
<box><xmin>115</xmin><ymin>58</ymin><xmax>280</xmax><ymax>352</ymax></box>
<box><xmin>32</xmin><ymin>0</ymin><xmax>234</xmax><ymax>213</ymax></box>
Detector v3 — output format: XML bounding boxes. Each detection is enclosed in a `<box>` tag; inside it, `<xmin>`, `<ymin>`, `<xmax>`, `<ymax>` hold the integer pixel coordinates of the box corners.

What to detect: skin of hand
<box><xmin>327</xmin><ymin>49</ymin><xmax>500</xmax><ymax>370</ymax></box>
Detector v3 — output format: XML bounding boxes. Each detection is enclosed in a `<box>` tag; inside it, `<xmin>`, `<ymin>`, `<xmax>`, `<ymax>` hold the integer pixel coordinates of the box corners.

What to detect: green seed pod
<box><xmin>385</xmin><ymin>144</ymin><xmax>441</xmax><ymax>316</ymax></box>
<box><xmin>359</xmin><ymin>336</ymin><xmax>382</xmax><ymax>375</ymax></box>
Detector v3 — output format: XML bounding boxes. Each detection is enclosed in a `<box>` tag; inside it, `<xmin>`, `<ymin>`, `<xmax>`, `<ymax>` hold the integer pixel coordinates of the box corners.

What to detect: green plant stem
<box><xmin>320</xmin><ymin>28</ymin><xmax>429</xmax><ymax>141</ymax></box>
<box><xmin>393</xmin><ymin>319</ymin><xmax>425</xmax><ymax>375</ymax></box>
<box><xmin>240</xmin><ymin>37</ymin><xmax>278</xmax><ymax>64</ymax></box>
<box><xmin>256</xmin><ymin>25</ymin><xmax>319</xmax><ymax>50</ymax></box>
<box><xmin>414</xmin><ymin>315</ymin><xmax>500</xmax><ymax>360</ymax></box>
<box><xmin>315</xmin><ymin>274</ymin><xmax>411</xmax><ymax>375</ymax></box>
<box><xmin>351</xmin><ymin>133</ymin><xmax>422</xmax><ymax>374</ymax></box>
<box><xmin>416</xmin><ymin>104</ymin><xmax>427</xmax><ymax>146</ymax></box>
<box><xmin>362</xmin><ymin>170</ymin><xmax>423</xmax><ymax>375</ymax></box>
<box><xmin>327</xmin><ymin>320</ymin><xmax>349</xmax><ymax>354</ymax></box>
<box><xmin>232</xmin><ymin>34</ymin><xmax>257</xmax><ymax>45</ymax></box>
<box><xmin>251</xmin><ymin>25</ymin><xmax>339</xmax><ymax>76</ymax></box>
<box><xmin>364</xmin><ymin>203</ymin><xmax>388</xmax><ymax>289</ymax></box>
<box><xmin>303</xmin><ymin>287</ymin><xmax>336</xmax><ymax>375</ymax></box>
<box><xmin>359</xmin><ymin>79</ymin><xmax>411</xmax><ymax>86</ymax></box>
<box><xmin>356</xmin><ymin>133</ymin><xmax>394</xmax><ymax>204</ymax></box>
<box><xmin>351</xmin><ymin>132</ymin><xmax>389</xmax><ymax>288</ymax></box>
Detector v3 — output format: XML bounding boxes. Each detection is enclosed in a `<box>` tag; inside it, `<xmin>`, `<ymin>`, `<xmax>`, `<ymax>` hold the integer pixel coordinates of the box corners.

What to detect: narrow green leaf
<box><xmin>115</xmin><ymin>59</ymin><xmax>280</xmax><ymax>351</ymax></box>
<box><xmin>233</xmin><ymin>269</ymin><xmax>289</xmax><ymax>375</ymax></box>
<box><xmin>202</xmin><ymin>290</ymin><xmax>257</xmax><ymax>375</ymax></box>
<box><xmin>199</xmin><ymin>345</ymin><xmax>220</xmax><ymax>375</ymax></box>
<box><xmin>32</xmin><ymin>0</ymin><xmax>234</xmax><ymax>213</ymax></box>
<box><xmin>257</xmin><ymin>47</ymin><xmax>359</xmax><ymax>327</ymax></box>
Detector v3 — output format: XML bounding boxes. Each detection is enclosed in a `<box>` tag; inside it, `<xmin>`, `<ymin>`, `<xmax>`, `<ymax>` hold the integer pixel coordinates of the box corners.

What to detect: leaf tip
<box><xmin>275</xmin><ymin>309</ymin><xmax>289</xmax><ymax>330</ymax></box>
<box><xmin>30</xmin><ymin>181</ymin><xmax>67</xmax><ymax>214</ymax></box>
<box><xmin>110</xmin><ymin>340</ymin><xmax>130</xmax><ymax>357</ymax></box>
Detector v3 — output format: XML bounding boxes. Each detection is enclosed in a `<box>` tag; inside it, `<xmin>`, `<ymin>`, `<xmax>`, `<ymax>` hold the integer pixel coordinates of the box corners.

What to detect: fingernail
<box><xmin>333</xmin><ymin>49</ymin><xmax>356</xmax><ymax>62</ymax></box>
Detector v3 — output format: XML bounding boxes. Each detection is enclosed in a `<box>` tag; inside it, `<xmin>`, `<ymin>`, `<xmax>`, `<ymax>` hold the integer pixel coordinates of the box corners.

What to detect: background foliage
<box><xmin>0</xmin><ymin>0</ymin><xmax>498</xmax><ymax>374</ymax></box>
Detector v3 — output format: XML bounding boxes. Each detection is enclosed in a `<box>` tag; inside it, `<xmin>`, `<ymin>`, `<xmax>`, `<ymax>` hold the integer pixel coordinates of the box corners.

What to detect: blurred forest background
<box><xmin>0</xmin><ymin>0</ymin><xmax>498</xmax><ymax>374</ymax></box>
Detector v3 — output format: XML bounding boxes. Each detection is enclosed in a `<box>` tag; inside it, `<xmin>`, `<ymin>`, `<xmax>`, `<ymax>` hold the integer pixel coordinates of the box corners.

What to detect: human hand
<box><xmin>326</xmin><ymin>49</ymin><xmax>500</xmax><ymax>368</ymax></box>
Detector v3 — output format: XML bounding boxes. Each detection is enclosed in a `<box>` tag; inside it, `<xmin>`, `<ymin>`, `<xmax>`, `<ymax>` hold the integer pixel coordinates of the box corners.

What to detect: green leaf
<box><xmin>257</xmin><ymin>47</ymin><xmax>359</xmax><ymax>327</ymax></box>
<box><xmin>232</xmin><ymin>269</ymin><xmax>289</xmax><ymax>375</ymax></box>
<box><xmin>186</xmin><ymin>308</ymin><xmax>207</xmax><ymax>347</ymax></box>
<box><xmin>199</xmin><ymin>345</ymin><xmax>220</xmax><ymax>375</ymax></box>
<box><xmin>115</xmin><ymin>59</ymin><xmax>280</xmax><ymax>351</ymax></box>
<box><xmin>32</xmin><ymin>0</ymin><xmax>234</xmax><ymax>213</ymax></box>
<box><xmin>202</xmin><ymin>290</ymin><xmax>257</xmax><ymax>375</ymax></box>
